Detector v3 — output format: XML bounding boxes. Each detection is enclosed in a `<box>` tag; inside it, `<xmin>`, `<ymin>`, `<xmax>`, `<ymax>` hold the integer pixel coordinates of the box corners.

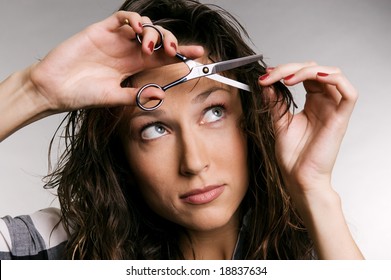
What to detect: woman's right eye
<box><xmin>141</xmin><ymin>123</ymin><xmax>168</xmax><ymax>140</ymax></box>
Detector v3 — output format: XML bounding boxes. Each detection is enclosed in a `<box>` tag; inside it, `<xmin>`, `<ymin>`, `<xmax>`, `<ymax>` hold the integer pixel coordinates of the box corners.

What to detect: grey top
<box><xmin>0</xmin><ymin>208</ymin><xmax>67</xmax><ymax>259</ymax></box>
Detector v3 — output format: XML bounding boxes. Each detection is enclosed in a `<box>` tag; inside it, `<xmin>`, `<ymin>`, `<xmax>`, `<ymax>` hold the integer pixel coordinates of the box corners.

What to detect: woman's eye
<box><xmin>201</xmin><ymin>106</ymin><xmax>225</xmax><ymax>124</ymax></box>
<box><xmin>141</xmin><ymin>124</ymin><xmax>167</xmax><ymax>140</ymax></box>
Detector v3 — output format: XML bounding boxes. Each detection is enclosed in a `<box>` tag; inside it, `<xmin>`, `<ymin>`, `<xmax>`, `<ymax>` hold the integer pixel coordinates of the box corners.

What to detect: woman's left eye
<box><xmin>201</xmin><ymin>105</ymin><xmax>226</xmax><ymax>124</ymax></box>
<box><xmin>141</xmin><ymin>123</ymin><xmax>168</xmax><ymax>140</ymax></box>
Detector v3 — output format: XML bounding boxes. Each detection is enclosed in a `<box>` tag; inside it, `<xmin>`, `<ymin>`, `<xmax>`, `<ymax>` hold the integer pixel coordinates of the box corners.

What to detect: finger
<box><xmin>258</xmin><ymin>61</ymin><xmax>318</xmax><ymax>85</ymax></box>
<box><xmin>123</xmin><ymin>13</ymin><xmax>144</xmax><ymax>34</ymax></box>
<box><xmin>316</xmin><ymin>72</ymin><xmax>358</xmax><ymax>118</ymax></box>
<box><xmin>281</xmin><ymin>65</ymin><xmax>343</xmax><ymax>104</ymax></box>
<box><xmin>160</xmin><ymin>29</ymin><xmax>179</xmax><ymax>57</ymax></box>
<box><xmin>266</xmin><ymin>64</ymin><xmax>346</xmax><ymax>107</ymax></box>
<box><xmin>281</xmin><ymin>65</ymin><xmax>356</xmax><ymax>114</ymax></box>
<box><xmin>104</xmin><ymin>11</ymin><xmax>144</xmax><ymax>34</ymax></box>
<box><xmin>117</xmin><ymin>22</ymin><xmax>138</xmax><ymax>41</ymax></box>
<box><xmin>138</xmin><ymin>18</ymin><xmax>162</xmax><ymax>54</ymax></box>
<box><xmin>178</xmin><ymin>45</ymin><xmax>205</xmax><ymax>59</ymax></box>
<box><xmin>307</xmin><ymin>81</ymin><xmax>343</xmax><ymax>106</ymax></box>
<box><xmin>113</xmin><ymin>87</ymin><xmax>139</xmax><ymax>106</ymax></box>
<box><xmin>157</xmin><ymin>30</ymin><xmax>204</xmax><ymax>59</ymax></box>
<box><xmin>282</xmin><ymin>65</ymin><xmax>341</xmax><ymax>88</ymax></box>
<box><xmin>107</xmin><ymin>86</ymin><xmax>166</xmax><ymax>107</ymax></box>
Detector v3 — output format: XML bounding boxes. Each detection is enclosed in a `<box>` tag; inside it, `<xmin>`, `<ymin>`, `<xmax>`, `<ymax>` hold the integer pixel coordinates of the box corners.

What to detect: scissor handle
<box><xmin>136</xmin><ymin>83</ymin><xmax>164</xmax><ymax>111</ymax></box>
<box><xmin>136</xmin><ymin>23</ymin><xmax>164</xmax><ymax>51</ymax></box>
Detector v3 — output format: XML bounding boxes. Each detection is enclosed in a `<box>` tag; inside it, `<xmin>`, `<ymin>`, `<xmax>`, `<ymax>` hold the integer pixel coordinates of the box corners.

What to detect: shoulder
<box><xmin>30</xmin><ymin>207</ymin><xmax>68</xmax><ymax>244</ymax></box>
<box><xmin>0</xmin><ymin>208</ymin><xmax>68</xmax><ymax>259</ymax></box>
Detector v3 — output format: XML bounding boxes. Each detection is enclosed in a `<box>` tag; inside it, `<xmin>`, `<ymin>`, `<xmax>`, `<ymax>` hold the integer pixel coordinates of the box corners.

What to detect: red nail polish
<box><xmin>138</xmin><ymin>22</ymin><xmax>143</xmax><ymax>28</ymax></box>
<box><xmin>148</xmin><ymin>41</ymin><xmax>154</xmax><ymax>53</ymax></box>
<box><xmin>284</xmin><ymin>74</ymin><xmax>295</xmax><ymax>80</ymax></box>
<box><xmin>317</xmin><ymin>72</ymin><xmax>329</xmax><ymax>77</ymax></box>
<box><xmin>259</xmin><ymin>73</ymin><xmax>269</xmax><ymax>81</ymax></box>
<box><xmin>266</xmin><ymin>67</ymin><xmax>275</xmax><ymax>72</ymax></box>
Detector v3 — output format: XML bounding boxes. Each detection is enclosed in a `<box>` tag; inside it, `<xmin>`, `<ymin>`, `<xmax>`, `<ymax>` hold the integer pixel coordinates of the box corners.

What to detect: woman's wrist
<box><xmin>0</xmin><ymin>65</ymin><xmax>54</xmax><ymax>141</ymax></box>
<box><xmin>291</xmin><ymin>186</ymin><xmax>341</xmax><ymax>222</ymax></box>
<box><xmin>291</xmin><ymin>187</ymin><xmax>363</xmax><ymax>259</ymax></box>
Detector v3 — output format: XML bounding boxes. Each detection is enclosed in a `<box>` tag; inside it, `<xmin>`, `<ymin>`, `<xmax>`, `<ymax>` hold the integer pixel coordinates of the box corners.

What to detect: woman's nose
<box><xmin>179</xmin><ymin>130</ymin><xmax>210</xmax><ymax>176</ymax></box>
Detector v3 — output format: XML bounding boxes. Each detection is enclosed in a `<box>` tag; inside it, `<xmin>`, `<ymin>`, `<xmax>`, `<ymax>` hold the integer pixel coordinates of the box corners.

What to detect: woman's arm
<box><xmin>0</xmin><ymin>11</ymin><xmax>203</xmax><ymax>142</ymax></box>
<box><xmin>0</xmin><ymin>66</ymin><xmax>52</xmax><ymax>141</ymax></box>
<box><xmin>259</xmin><ymin>62</ymin><xmax>364</xmax><ymax>259</ymax></box>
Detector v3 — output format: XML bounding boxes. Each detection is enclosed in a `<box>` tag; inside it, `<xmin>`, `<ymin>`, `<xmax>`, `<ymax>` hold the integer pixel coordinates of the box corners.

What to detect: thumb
<box><xmin>115</xmin><ymin>85</ymin><xmax>166</xmax><ymax>108</ymax></box>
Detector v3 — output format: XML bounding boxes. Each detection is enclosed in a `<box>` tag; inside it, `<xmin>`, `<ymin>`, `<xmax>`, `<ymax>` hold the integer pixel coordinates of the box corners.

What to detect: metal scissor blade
<box><xmin>192</xmin><ymin>61</ymin><xmax>251</xmax><ymax>92</ymax></box>
<box><xmin>206</xmin><ymin>74</ymin><xmax>250</xmax><ymax>92</ymax></box>
<box><xmin>212</xmin><ymin>54</ymin><xmax>263</xmax><ymax>73</ymax></box>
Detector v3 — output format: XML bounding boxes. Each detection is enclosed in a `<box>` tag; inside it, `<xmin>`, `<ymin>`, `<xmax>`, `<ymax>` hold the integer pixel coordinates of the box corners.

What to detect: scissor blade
<box><xmin>213</xmin><ymin>54</ymin><xmax>263</xmax><ymax>73</ymax></box>
<box><xmin>192</xmin><ymin>61</ymin><xmax>251</xmax><ymax>92</ymax></box>
<box><xmin>206</xmin><ymin>74</ymin><xmax>250</xmax><ymax>92</ymax></box>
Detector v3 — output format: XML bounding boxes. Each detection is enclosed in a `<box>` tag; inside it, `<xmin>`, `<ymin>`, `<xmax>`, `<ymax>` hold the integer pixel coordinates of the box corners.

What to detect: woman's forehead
<box><xmin>132</xmin><ymin>56</ymin><xmax>211</xmax><ymax>87</ymax></box>
<box><xmin>126</xmin><ymin>55</ymin><xmax>240</xmax><ymax>118</ymax></box>
<box><xmin>132</xmin><ymin>62</ymin><xmax>188</xmax><ymax>87</ymax></box>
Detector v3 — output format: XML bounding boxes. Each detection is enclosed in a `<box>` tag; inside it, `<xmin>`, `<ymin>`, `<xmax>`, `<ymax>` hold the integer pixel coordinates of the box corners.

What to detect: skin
<box><xmin>121</xmin><ymin>61</ymin><xmax>248</xmax><ymax>259</ymax></box>
<box><xmin>0</xmin><ymin>11</ymin><xmax>364</xmax><ymax>259</ymax></box>
<box><xmin>259</xmin><ymin>64</ymin><xmax>363</xmax><ymax>259</ymax></box>
<box><xmin>0</xmin><ymin>11</ymin><xmax>204</xmax><ymax>141</ymax></box>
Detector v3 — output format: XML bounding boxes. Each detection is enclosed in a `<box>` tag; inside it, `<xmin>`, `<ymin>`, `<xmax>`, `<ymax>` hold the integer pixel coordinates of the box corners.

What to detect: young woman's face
<box><xmin>121</xmin><ymin>60</ymin><xmax>249</xmax><ymax>233</ymax></box>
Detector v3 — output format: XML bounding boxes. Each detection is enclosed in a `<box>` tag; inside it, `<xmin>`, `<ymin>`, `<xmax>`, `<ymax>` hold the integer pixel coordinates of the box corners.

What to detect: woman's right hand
<box><xmin>29</xmin><ymin>11</ymin><xmax>203</xmax><ymax>112</ymax></box>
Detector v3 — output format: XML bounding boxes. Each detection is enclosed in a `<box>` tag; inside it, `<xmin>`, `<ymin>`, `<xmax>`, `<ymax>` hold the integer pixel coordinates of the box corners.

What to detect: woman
<box><xmin>0</xmin><ymin>0</ymin><xmax>363</xmax><ymax>259</ymax></box>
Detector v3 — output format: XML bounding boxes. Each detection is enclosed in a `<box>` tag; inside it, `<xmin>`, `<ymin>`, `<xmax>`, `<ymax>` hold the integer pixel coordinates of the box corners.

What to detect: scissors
<box><xmin>136</xmin><ymin>24</ymin><xmax>263</xmax><ymax>111</ymax></box>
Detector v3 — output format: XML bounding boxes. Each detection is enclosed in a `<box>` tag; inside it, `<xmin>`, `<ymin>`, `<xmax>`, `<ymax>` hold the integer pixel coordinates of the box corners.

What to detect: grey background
<box><xmin>1</xmin><ymin>0</ymin><xmax>390</xmax><ymax>259</ymax></box>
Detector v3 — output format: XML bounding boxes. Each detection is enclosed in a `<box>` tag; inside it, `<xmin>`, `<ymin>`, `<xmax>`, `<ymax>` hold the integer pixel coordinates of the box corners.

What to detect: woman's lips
<box><xmin>180</xmin><ymin>185</ymin><xmax>225</xmax><ymax>205</ymax></box>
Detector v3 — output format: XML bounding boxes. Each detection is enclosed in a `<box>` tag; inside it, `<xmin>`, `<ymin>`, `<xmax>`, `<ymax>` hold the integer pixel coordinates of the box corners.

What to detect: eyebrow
<box><xmin>191</xmin><ymin>86</ymin><xmax>231</xmax><ymax>104</ymax></box>
<box><xmin>130</xmin><ymin>86</ymin><xmax>231</xmax><ymax>120</ymax></box>
<box><xmin>130</xmin><ymin>107</ymin><xmax>166</xmax><ymax>120</ymax></box>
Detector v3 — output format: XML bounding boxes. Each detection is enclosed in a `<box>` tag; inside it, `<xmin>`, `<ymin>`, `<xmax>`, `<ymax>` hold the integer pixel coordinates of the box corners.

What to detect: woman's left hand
<box><xmin>259</xmin><ymin>62</ymin><xmax>364</xmax><ymax>259</ymax></box>
<box><xmin>258</xmin><ymin>62</ymin><xmax>358</xmax><ymax>197</ymax></box>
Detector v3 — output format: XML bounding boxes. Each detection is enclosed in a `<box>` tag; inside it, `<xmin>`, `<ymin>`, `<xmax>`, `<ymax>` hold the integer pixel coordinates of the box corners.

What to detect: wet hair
<box><xmin>45</xmin><ymin>0</ymin><xmax>313</xmax><ymax>259</ymax></box>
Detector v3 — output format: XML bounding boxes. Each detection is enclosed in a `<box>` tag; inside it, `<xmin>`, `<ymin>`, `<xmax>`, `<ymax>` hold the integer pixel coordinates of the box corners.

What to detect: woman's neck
<box><xmin>180</xmin><ymin>211</ymin><xmax>241</xmax><ymax>260</ymax></box>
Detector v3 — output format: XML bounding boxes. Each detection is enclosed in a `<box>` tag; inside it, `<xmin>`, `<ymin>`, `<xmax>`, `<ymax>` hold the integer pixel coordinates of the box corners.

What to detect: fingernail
<box><xmin>259</xmin><ymin>73</ymin><xmax>270</xmax><ymax>81</ymax></box>
<box><xmin>317</xmin><ymin>72</ymin><xmax>329</xmax><ymax>77</ymax></box>
<box><xmin>266</xmin><ymin>67</ymin><xmax>275</xmax><ymax>72</ymax></box>
<box><xmin>170</xmin><ymin>42</ymin><xmax>177</xmax><ymax>51</ymax></box>
<box><xmin>138</xmin><ymin>22</ymin><xmax>143</xmax><ymax>29</ymax></box>
<box><xmin>148</xmin><ymin>41</ymin><xmax>154</xmax><ymax>53</ymax></box>
<box><xmin>284</xmin><ymin>74</ymin><xmax>295</xmax><ymax>80</ymax></box>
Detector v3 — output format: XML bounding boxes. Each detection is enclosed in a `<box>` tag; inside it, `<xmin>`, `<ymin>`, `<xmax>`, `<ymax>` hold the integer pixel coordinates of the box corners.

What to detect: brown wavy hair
<box><xmin>45</xmin><ymin>0</ymin><xmax>314</xmax><ymax>259</ymax></box>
